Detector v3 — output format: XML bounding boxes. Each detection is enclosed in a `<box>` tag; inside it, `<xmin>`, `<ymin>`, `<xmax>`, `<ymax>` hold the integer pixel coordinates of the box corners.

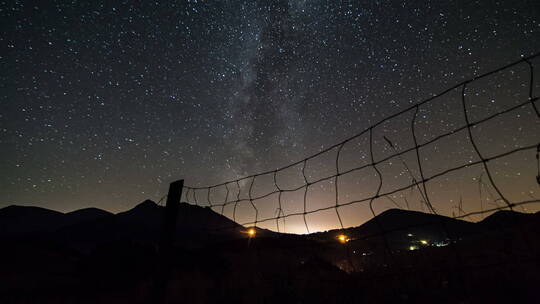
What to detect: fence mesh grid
<box><xmin>178</xmin><ymin>53</ymin><xmax>540</xmax><ymax>236</ymax></box>
<box><xmin>146</xmin><ymin>53</ymin><xmax>540</xmax><ymax>303</ymax></box>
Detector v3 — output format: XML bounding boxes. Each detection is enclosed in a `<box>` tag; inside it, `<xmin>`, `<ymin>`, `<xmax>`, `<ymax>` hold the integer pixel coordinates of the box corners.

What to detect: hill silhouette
<box><xmin>0</xmin><ymin>205</ymin><xmax>65</xmax><ymax>238</ymax></box>
<box><xmin>0</xmin><ymin>200</ymin><xmax>248</xmax><ymax>249</ymax></box>
<box><xmin>2</xmin><ymin>203</ymin><xmax>536</xmax><ymax>252</ymax></box>
<box><xmin>1</xmin><ymin>202</ymin><xmax>539</xmax><ymax>303</ymax></box>
<box><xmin>478</xmin><ymin>209</ymin><xmax>538</xmax><ymax>228</ymax></box>
<box><xmin>311</xmin><ymin>209</ymin><xmax>475</xmax><ymax>249</ymax></box>
<box><xmin>65</xmin><ymin>207</ymin><xmax>112</xmax><ymax>222</ymax></box>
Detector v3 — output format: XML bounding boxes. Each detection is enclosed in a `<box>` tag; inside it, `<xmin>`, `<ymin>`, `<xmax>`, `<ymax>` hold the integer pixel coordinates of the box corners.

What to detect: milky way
<box><xmin>1</xmin><ymin>1</ymin><xmax>539</xmax><ymax>232</ymax></box>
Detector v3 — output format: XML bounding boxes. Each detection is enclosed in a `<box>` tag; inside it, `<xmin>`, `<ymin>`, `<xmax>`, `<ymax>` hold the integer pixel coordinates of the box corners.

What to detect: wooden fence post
<box><xmin>153</xmin><ymin>179</ymin><xmax>183</xmax><ymax>303</ymax></box>
<box><xmin>160</xmin><ymin>179</ymin><xmax>184</xmax><ymax>252</ymax></box>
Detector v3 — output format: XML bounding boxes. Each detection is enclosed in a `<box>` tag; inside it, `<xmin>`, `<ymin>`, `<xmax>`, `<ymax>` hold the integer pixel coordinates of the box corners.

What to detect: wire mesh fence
<box><xmin>179</xmin><ymin>52</ymin><xmax>540</xmax><ymax>234</ymax></box>
<box><xmin>159</xmin><ymin>53</ymin><xmax>540</xmax><ymax>302</ymax></box>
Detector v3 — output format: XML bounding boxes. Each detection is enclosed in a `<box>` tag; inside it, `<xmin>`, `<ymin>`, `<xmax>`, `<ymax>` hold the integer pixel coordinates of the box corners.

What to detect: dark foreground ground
<box><xmin>1</xmin><ymin>204</ymin><xmax>539</xmax><ymax>303</ymax></box>
<box><xmin>1</xmin><ymin>223</ymin><xmax>539</xmax><ymax>304</ymax></box>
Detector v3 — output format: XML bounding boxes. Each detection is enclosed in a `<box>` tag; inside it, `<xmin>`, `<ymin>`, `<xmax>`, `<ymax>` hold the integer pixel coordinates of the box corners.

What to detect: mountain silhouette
<box><xmin>0</xmin><ymin>200</ymin><xmax>249</xmax><ymax>250</ymax></box>
<box><xmin>1</xmin><ymin>202</ymin><xmax>539</xmax><ymax>303</ymax></box>
<box><xmin>311</xmin><ymin>209</ymin><xmax>478</xmax><ymax>251</ymax></box>
<box><xmin>358</xmin><ymin>208</ymin><xmax>475</xmax><ymax>238</ymax></box>
<box><xmin>324</xmin><ymin>208</ymin><xmax>471</xmax><ymax>234</ymax></box>
<box><xmin>1</xmin><ymin>203</ymin><xmax>537</xmax><ymax>251</ymax></box>
<box><xmin>478</xmin><ymin>209</ymin><xmax>537</xmax><ymax>228</ymax></box>
<box><xmin>0</xmin><ymin>205</ymin><xmax>65</xmax><ymax>238</ymax></box>
<box><xmin>0</xmin><ymin>204</ymin><xmax>113</xmax><ymax>239</ymax></box>
<box><xmin>65</xmin><ymin>207</ymin><xmax>112</xmax><ymax>221</ymax></box>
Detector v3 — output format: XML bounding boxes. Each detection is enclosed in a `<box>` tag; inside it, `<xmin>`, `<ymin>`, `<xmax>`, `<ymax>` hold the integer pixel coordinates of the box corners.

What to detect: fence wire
<box><xmin>178</xmin><ymin>53</ymin><xmax>540</xmax><ymax>235</ymax></box>
<box><xmin>157</xmin><ymin>53</ymin><xmax>540</xmax><ymax>301</ymax></box>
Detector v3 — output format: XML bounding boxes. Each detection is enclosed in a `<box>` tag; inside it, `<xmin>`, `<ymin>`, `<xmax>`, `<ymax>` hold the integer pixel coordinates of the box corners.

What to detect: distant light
<box><xmin>407</xmin><ymin>233</ymin><xmax>413</xmax><ymax>237</ymax></box>
<box><xmin>420</xmin><ymin>240</ymin><xmax>428</xmax><ymax>245</ymax></box>
<box><xmin>409</xmin><ymin>245</ymin><xmax>418</xmax><ymax>251</ymax></box>
<box><xmin>337</xmin><ymin>234</ymin><xmax>349</xmax><ymax>243</ymax></box>
<box><xmin>247</xmin><ymin>228</ymin><xmax>256</xmax><ymax>237</ymax></box>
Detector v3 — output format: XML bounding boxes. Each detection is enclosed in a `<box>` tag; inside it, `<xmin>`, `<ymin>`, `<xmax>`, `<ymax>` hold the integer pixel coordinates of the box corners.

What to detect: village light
<box><xmin>247</xmin><ymin>228</ymin><xmax>256</xmax><ymax>237</ymax></box>
<box><xmin>337</xmin><ymin>234</ymin><xmax>349</xmax><ymax>243</ymax></box>
<box><xmin>420</xmin><ymin>240</ymin><xmax>428</xmax><ymax>245</ymax></box>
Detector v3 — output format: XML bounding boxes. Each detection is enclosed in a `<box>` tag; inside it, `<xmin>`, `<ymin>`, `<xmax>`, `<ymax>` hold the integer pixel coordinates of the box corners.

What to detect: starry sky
<box><xmin>1</xmin><ymin>0</ymin><xmax>540</xmax><ymax>233</ymax></box>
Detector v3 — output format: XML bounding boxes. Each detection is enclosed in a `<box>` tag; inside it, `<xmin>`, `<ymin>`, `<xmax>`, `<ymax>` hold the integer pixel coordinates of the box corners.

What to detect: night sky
<box><xmin>2</xmin><ymin>1</ymin><xmax>540</xmax><ymax>233</ymax></box>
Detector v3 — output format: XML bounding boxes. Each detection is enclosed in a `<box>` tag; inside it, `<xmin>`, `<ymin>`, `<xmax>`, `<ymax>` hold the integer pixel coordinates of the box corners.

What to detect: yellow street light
<box><xmin>337</xmin><ymin>234</ymin><xmax>349</xmax><ymax>243</ymax></box>
<box><xmin>247</xmin><ymin>228</ymin><xmax>256</xmax><ymax>237</ymax></box>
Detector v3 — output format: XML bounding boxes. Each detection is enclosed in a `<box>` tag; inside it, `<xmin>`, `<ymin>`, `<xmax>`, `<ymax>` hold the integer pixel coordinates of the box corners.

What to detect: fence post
<box><xmin>153</xmin><ymin>179</ymin><xmax>183</xmax><ymax>303</ymax></box>
<box><xmin>160</xmin><ymin>179</ymin><xmax>184</xmax><ymax>252</ymax></box>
